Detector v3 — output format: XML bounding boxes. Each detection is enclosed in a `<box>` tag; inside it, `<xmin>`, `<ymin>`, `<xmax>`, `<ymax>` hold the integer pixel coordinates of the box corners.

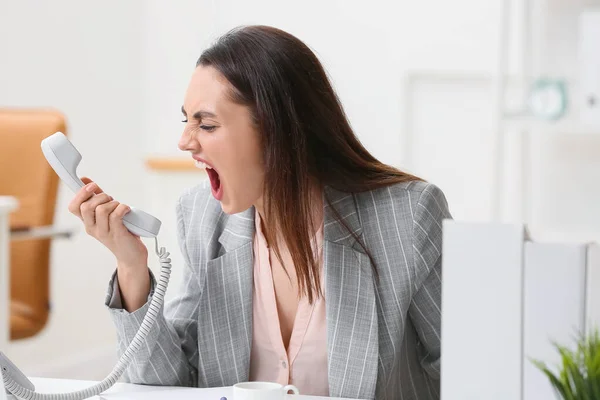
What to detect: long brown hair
<box><xmin>197</xmin><ymin>25</ymin><xmax>421</xmax><ymax>303</ymax></box>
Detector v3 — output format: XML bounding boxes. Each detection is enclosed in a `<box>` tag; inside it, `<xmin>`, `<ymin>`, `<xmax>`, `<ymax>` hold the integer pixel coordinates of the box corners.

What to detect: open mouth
<box><xmin>206</xmin><ymin>167</ymin><xmax>221</xmax><ymax>194</ymax></box>
<box><xmin>195</xmin><ymin>159</ymin><xmax>223</xmax><ymax>201</ymax></box>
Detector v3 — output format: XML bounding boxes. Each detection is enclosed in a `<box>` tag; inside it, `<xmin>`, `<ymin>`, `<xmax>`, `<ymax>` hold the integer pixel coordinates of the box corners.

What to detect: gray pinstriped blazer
<box><xmin>105</xmin><ymin>180</ymin><xmax>451</xmax><ymax>400</ymax></box>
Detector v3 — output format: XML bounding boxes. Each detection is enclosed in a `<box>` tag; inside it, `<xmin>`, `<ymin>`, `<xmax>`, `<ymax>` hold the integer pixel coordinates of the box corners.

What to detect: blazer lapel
<box><xmin>323</xmin><ymin>187</ymin><xmax>379</xmax><ymax>399</ymax></box>
<box><xmin>196</xmin><ymin>209</ymin><xmax>254</xmax><ymax>387</ymax></box>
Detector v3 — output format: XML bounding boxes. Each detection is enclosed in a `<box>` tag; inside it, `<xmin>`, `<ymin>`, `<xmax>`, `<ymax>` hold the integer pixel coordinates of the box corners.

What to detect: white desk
<box><xmin>0</xmin><ymin>196</ymin><xmax>74</xmax><ymax>351</ymax></box>
<box><xmin>28</xmin><ymin>378</ymin><xmax>359</xmax><ymax>400</ymax></box>
<box><xmin>0</xmin><ymin>196</ymin><xmax>18</xmax><ymax>351</ymax></box>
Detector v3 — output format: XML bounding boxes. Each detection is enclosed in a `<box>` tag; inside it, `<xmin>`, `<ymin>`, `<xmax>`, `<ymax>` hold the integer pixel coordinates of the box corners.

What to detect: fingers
<box><xmin>68</xmin><ymin>181</ymin><xmax>104</xmax><ymax>218</ymax></box>
<box><xmin>95</xmin><ymin>200</ymin><xmax>120</xmax><ymax>234</ymax></box>
<box><xmin>81</xmin><ymin>193</ymin><xmax>112</xmax><ymax>234</ymax></box>
<box><xmin>80</xmin><ymin>177</ymin><xmax>104</xmax><ymax>194</ymax></box>
<box><xmin>67</xmin><ymin>179</ymin><xmax>131</xmax><ymax>239</ymax></box>
<box><xmin>109</xmin><ymin>203</ymin><xmax>131</xmax><ymax>235</ymax></box>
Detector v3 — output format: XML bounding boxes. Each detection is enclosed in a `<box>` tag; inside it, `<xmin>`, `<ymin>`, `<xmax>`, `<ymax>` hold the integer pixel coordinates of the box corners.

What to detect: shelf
<box><xmin>527</xmin><ymin>226</ymin><xmax>600</xmax><ymax>244</ymax></box>
<box><xmin>144</xmin><ymin>156</ymin><xmax>205</xmax><ymax>173</ymax></box>
<box><xmin>502</xmin><ymin>116</ymin><xmax>600</xmax><ymax>136</ymax></box>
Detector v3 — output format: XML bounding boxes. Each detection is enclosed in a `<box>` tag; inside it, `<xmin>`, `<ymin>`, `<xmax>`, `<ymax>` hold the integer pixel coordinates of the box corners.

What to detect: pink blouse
<box><xmin>248</xmin><ymin>210</ymin><xmax>329</xmax><ymax>396</ymax></box>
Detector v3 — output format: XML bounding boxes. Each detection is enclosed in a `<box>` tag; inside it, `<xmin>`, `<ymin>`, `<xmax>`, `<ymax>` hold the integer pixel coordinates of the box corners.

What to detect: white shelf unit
<box><xmin>506</xmin><ymin>0</ymin><xmax>600</xmax><ymax>243</ymax></box>
<box><xmin>401</xmin><ymin>0</ymin><xmax>600</xmax><ymax>243</ymax></box>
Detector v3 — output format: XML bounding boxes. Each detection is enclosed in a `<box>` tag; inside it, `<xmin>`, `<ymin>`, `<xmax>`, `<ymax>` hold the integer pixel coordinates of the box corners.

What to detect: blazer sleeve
<box><xmin>409</xmin><ymin>183</ymin><xmax>452</xmax><ymax>380</ymax></box>
<box><xmin>104</xmin><ymin>196</ymin><xmax>200</xmax><ymax>387</ymax></box>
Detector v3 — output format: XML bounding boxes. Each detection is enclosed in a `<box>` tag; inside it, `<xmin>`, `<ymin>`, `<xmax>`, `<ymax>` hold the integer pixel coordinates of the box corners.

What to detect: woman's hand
<box><xmin>68</xmin><ymin>177</ymin><xmax>149</xmax><ymax>268</ymax></box>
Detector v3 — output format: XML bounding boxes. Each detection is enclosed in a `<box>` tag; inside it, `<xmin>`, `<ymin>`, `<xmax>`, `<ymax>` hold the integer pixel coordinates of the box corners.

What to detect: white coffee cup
<box><xmin>233</xmin><ymin>381</ymin><xmax>300</xmax><ymax>399</ymax></box>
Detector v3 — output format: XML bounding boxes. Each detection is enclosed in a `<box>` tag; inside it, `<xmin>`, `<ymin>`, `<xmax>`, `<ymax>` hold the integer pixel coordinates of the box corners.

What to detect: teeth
<box><xmin>194</xmin><ymin>160</ymin><xmax>213</xmax><ymax>170</ymax></box>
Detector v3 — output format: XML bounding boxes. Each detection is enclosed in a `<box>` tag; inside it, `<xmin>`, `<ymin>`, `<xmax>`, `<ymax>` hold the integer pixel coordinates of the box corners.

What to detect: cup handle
<box><xmin>283</xmin><ymin>384</ymin><xmax>300</xmax><ymax>395</ymax></box>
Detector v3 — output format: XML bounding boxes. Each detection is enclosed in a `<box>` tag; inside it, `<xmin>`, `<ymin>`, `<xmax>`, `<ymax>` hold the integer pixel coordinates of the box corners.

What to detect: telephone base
<box><xmin>1</xmin><ymin>351</ymin><xmax>36</xmax><ymax>398</ymax></box>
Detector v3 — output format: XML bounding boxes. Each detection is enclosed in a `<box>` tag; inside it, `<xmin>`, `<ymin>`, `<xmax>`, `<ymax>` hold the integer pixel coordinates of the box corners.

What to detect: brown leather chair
<box><xmin>0</xmin><ymin>108</ymin><xmax>66</xmax><ymax>340</ymax></box>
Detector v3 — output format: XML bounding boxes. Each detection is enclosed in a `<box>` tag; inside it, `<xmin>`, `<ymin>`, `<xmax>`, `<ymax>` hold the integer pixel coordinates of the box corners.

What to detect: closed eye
<box><xmin>201</xmin><ymin>125</ymin><xmax>217</xmax><ymax>132</ymax></box>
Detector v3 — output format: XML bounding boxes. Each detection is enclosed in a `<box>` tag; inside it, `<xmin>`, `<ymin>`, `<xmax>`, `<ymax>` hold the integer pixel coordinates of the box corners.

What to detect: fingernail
<box><xmin>86</xmin><ymin>183</ymin><xmax>97</xmax><ymax>192</ymax></box>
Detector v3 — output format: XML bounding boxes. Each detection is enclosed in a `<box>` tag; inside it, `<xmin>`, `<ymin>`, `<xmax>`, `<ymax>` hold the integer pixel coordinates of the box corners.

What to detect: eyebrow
<box><xmin>181</xmin><ymin>106</ymin><xmax>217</xmax><ymax>120</ymax></box>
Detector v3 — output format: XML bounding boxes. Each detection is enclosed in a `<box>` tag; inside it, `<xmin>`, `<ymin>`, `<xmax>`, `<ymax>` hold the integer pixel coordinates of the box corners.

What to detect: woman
<box><xmin>70</xmin><ymin>25</ymin><xmax>451</xmax><ymax>399</ymax></box>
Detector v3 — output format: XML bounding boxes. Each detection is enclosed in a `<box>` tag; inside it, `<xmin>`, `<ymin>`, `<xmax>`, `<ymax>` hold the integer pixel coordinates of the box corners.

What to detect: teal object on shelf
<box><xmin>528</xmin><ymin>78</ymin><xmax>568</xmax><ymax>121</ymax></box>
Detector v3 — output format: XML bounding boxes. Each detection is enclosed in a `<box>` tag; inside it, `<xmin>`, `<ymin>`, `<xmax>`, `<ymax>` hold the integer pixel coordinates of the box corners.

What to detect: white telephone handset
<box><xmin>1</xmin><ymin>132</ymin><xmax>173</xmax><ymax>400</ymax></box>
<box><xmin>41</xmin><ymin>132</ymin><xmax>161</xmax><ymax>237</ymax></box>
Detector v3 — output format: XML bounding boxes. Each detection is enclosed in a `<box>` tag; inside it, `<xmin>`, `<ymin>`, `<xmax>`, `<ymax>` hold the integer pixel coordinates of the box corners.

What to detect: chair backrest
<box><xmin>0</xmin><ymin>108</ymin><xmax>66</xmax><ymax>340</ymax></box>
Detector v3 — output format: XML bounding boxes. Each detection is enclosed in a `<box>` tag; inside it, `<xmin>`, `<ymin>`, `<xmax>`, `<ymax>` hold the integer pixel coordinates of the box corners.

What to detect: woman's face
<box><xmin>179</xmin><ymin>65</ymin><xmax>264</xmax><ymax>214</ymax></box>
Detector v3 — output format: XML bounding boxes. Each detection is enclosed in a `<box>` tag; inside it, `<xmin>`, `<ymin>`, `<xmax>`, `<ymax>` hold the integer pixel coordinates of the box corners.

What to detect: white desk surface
<box><xmin>0</xmin><ymin>197</ymin><xmax>18</xmax><ymax>214</ymax></box>
<box><xmin>0</xmin><ymin>196</ymin><xmax>18</xmax><ymax>351</ymax></box>
<box><xmin>28</xmin><ymin>378</ymin><xmax>360</xmax><ymax>400</ymax></box>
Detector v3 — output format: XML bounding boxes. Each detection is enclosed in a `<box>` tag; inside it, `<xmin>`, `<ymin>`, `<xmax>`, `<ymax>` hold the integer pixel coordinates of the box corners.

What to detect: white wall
<box><xmin>0</xmin><ymin>0</ymin><xmax>537</xmax><ymax>380</ymax></box>
<box><xmin>144</xmin><ymin>0</ymin><xmax>504</xmax><ymax>162</ymax></box>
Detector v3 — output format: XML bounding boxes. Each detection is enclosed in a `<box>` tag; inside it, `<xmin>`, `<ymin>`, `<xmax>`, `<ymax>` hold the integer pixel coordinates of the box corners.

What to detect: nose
<box><xmin>178</xmin><ymin>128</ymin><xmax>199</xmax><ymax>152</ymax></box>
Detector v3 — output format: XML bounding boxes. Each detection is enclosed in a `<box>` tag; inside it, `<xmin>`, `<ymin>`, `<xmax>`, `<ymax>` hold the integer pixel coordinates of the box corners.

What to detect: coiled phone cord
<box><xmin>3</xmin><ymin>237</ymin><xmax>172</xmax><ymax>400</ymax></box>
